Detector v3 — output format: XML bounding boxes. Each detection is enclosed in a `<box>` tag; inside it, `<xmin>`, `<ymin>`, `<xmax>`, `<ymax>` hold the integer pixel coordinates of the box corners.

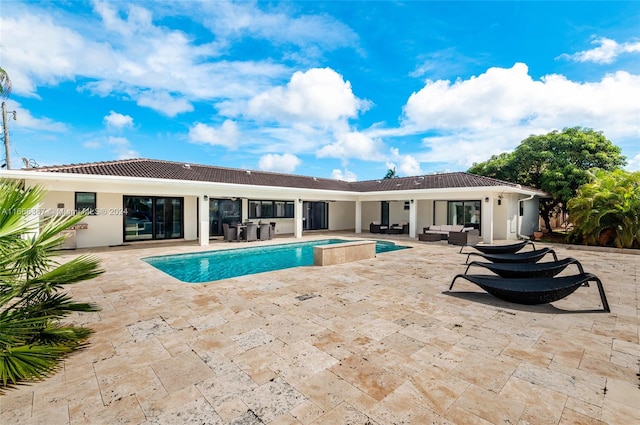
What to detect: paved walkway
<box><xmin>1</xmin><ymin>235</ymin><xmax>639</xmax><ymax>424</ymax></box>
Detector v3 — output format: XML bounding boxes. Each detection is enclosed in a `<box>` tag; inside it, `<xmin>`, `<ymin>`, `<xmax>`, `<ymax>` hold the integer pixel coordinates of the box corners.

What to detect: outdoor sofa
<box><xmin>386</xmin><ymin>222</ymin><xmax>409</xmax><ymax>234</ymax></box>
<box><xmin>369</xmin><ymin>221</ymin><xmax>389</xmax><ymax>234</ymax></box>
<box><xmin>421</xmin><ymin>224</ymin><xmax>476</xmax><ymax>240</ymax></box>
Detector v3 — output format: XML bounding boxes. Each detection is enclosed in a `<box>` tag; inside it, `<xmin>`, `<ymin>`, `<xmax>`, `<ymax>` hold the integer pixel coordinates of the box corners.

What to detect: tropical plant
<box><xmin>0</xmin><ymin>66</ymin><xmax>11</xmax><ymax>99</ymax></box>
<box><xmin>383</xmin><ymin>167</ymin><xmax>397</xmax><ymax>179</ymax></box>
<box><xmin>0</xmin><ymin>179</ymin><xmax>103</xmax><ymax>392</ymax></box>
<box><xmin>567</xmin><ymin>169</ymin><xmax>640</xmax><ymax>249</ymax></box>
<box><xmin>468</xmin><ymin>127</ymin><xmax>626</xmax><ymax>231</ymax></box>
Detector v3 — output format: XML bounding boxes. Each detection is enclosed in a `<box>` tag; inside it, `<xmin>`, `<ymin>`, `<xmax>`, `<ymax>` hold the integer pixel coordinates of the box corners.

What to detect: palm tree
<box><xmin>383</xmin><ymin>167</ymin><xmax>397</xmax><ymax>179</ymax></box>
<box><xmin>1</xmin><ymin>67</ymin><xmax>13</xmax><ymax>169</ymax></box>
<box><xmin>0</xmin><ymin>67</ymin><xmax>11</xmax><ymax>99</ymax></box>
<box><xmin>0</xmin><ymin>179</ymin><xmax>104</xmax><ymax>392</ymax></box>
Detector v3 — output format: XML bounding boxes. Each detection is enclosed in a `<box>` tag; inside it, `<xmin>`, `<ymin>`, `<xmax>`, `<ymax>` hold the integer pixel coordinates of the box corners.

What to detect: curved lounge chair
<box><xmin>463</xmin><ymin>257</ymin><xmax>585</xmax><ymax>279</ymax></box>
<box><xmin>460</xmin><ymin>240</ymin><xmax>535</xmax><ymax>254</ymax></box>
<box><xmin>448</xmin><ymin>273</ymin><xmax>610</xmax><ymax>312</ymax></box>
<box><xmin>465</xmin><ymin>248</ymin><xmax>558</xmax><ymax>264</ymax></box>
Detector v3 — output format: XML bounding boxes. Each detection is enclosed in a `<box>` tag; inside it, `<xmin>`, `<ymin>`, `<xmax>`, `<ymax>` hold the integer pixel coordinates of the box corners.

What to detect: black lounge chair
<box><xmin>448</xmin><ymin>273</ymin><xmax>610</xmax><ymax>312</ymax></box>
<box><xmin>463</xmin><ymin>257</ymin><xmax>585</xmax><ymax>279</ymax></box>
<box><xmin>465</xmin><ymin>247</ymin><xmax>558</xmax><ymax>264</ymax></box>
<box><xmin>460</xmin><ymin>239</ymin><xmax>535</xmax><ymax>254</ymax></box>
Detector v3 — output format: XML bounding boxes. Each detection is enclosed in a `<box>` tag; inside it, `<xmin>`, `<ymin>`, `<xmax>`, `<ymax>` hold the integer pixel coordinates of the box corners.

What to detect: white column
<box><xmin>354</xmin><ymin>200</ymin><xmax>362</xmax><ymax>234</ymax></box>
<box><xmin>482</xmin><ymin>197</ymin><xmax>494</xmax><ymax>244</ymax></box>
<box><xmin>409</xmin><ymin>199</ymin><xmax>417</xmax><ymax>238</ymax></box>
<box><xmin>199</xmin><ymin>196</ymin><xmax>209</xmax><ymax>246</ymax></box>
<box><xmin>295</xmin><ymin>199</ymin><xmax>303</xmax><ymax>238</ymax></box>
<box><xmin>241</xmin><ymin>198</ymin><xmax>248</xmax><ymax>222</ymax></box>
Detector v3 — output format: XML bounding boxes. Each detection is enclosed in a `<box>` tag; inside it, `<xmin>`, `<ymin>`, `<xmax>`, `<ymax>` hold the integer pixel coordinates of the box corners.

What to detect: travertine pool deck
<box><xmin>1</xmin><ymin>234</ymin><xmax>639</xmax><ymax>424</ymax></box>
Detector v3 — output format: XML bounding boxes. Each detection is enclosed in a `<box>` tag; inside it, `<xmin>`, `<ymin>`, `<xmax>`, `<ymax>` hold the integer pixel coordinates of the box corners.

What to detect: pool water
<box><xmin>143</xmin><ymin>239</ymin><xmax>409</xmax><ymax>283</ymax></box>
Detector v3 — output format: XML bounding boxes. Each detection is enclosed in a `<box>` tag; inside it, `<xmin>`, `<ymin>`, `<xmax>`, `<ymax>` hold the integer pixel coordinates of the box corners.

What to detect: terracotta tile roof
<box><xmin>30</xmin><ymin>158</ymin><xmax>353</xmax><ymax>191</ymax></box>
<box><xmin>350</xmin><ymin>172</ymin><xmax>524</xmax><ymax>192</ymax></box>
<box><xmin>28</xmin><ymin>158</ymin><xmax>527</xmax><ymax>193</ymax></box>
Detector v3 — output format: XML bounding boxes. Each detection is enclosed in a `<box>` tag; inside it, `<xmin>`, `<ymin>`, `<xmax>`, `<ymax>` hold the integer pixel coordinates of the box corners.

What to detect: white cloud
<box><xmin>197</xmin><ymin>1</ymin><xmax>358</xmax><ymax>51</ymax></box>
<box><xmin>389</xmin><ymin>148</ymin><xmax>422</xmax><ymax>177</ymax></box>
<box><xmin>399</xmin><ymin>63</ymin><xmax>640</xmax><ymax>167</ymax></box>
<box><xmin>331</xmin><ymin>168</ymin><xmax>357</xmax><ymax>182</ymax></box>
<box><xmin>316</xmin><ymin>131</ymin><xmax>384</xmax><ymax>162</ymax></box>
<box><xmin>3</xmin><ymin>100</ymin><xmax>67</xmax><ymax>132</ymax></box>
<box><xmin>247</xmin><ymin>68</ymin><xmax>369</xmax><ymax>128</ymax></box>
<box><xmin>559</xmin><ymin>37</ymin><xmax>640</xmax><ymax>64</ymax></box>
<box><xmin>258</xmin><ymin>153</ymin><xmax>301</xmax><ymax>173</ymax></box>
<box><xmin>626</xmin><ymin>154</ymin><xmax>640</xmax><ymax>172</ymax></box>
<box><xmin>104</xmin><ymin>111</ymin><xmax>133</xmax><ymax>129</ymax></box>
<box><xmin>1</xmin><ymin>4</ymin><xmax>289</xmax><ymax>114</ymax></box>
<box><xmin>107</xmin><ymin>136</ymin><xmax>138</xmax><ymax>159</ymax></box>
<box><xmin>136</xmin><ymin>92</ymin><xmax>194</xmax><ymax>117</ymax></box>
<box><xmin>188</xmin><ymin>120</ymin><xmax>239</xmax><ymax>148</ymax></box>
<box><xmin>82</xmin><ymin>140</ymin><xmax>101</xmax><ymax>149</ymax></box>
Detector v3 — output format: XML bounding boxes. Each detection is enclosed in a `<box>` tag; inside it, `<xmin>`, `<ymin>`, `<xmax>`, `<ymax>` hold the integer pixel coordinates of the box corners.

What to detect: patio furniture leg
<box><xmin>593</xmin><ymin>276</ymin><xmax>610</xmax><ymax>312</ymax></box>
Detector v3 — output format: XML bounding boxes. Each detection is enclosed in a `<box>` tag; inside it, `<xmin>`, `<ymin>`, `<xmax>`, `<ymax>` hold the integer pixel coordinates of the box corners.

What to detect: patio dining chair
<box><xmin>243</xmin><ymin>223</ymin><xmax>258</xmax><ymax>242</ymax></box>
<box><xmin>259</xmin><ymin>223</ymin><xmax>271</xmax><ymax>240</ymax></box>
<box><xmin>222</xmin><ymin>223</ymin><xmax>237</xmax><ymax>242</ymax></box>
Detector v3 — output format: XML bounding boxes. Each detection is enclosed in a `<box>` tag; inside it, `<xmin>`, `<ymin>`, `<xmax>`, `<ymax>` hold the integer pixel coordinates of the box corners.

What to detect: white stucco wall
<box><xmin>361</xmin><ymin>201</ymin><xmax>381</xmax><ymax>232</ymax></box>
<box><xmin>40</xmin><ymin>191</ymin><xmax>126</xmax><ymax>248</ymax></box>
<box><xmin>434</xmin><ymin>201</ymin><xmax>448</xmax><ymax>225</ymax></box>
<box><xmin>519</xmin><ymin>197</ymin><xmax>540</xmax><ymax>237</ymax></box>
<box><xmin>328</xmin><ymin>201</ymin><xmax>355</xmax><ymax>230</ymax></box>
<box><xmin>388</xmin><ymin>201</ymin><xmax>410</xmax><ymax>225</ymax></box>
<box><xmin>415</xmin><ymin>200</ymin><xmax>434</xmax><ymax>233</ymax></box>
<box><xmin>493</xmin><ymin>197</ymin><xmax>508</xmax><ymax>240</ymax></box>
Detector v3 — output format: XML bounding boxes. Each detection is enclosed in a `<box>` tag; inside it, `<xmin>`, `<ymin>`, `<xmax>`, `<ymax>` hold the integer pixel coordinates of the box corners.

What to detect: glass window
<box><xmin>275</xmin><ymin>201</ymin><xmax>286</xmax><ymax>217</ymax></box>
<box><xmin>447</xmin><ymin>200</ymin><xmax>481</xmax><ymax>230</ymax></box>
<box><xmin>261</xmin><ymin>201</ymin><xmax>273</xmax><ymax>218</ymax></box>
<box><xmin>248</xmin><ymin>200</ymin><xmax>294</xmax><ymax>218</ymax></box>
<box><xmin>75</xmin><ymin>192</ymin><xmax>96</xmax><ymax>215</ymax></box>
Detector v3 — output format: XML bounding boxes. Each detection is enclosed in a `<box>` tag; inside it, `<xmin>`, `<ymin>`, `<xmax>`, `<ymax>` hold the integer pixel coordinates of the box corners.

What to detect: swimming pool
<box><xmin>143</xmin><ymin>239</ymin><xmax>409</xmax><ymax>283</ymax></box>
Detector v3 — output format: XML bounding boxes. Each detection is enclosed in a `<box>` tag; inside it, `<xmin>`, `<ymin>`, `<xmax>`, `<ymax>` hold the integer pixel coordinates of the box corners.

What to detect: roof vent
<box><xmin>183</xmin><ymin>164</ymin><xmax>191</xmax><ymax>169</ymax></box>
<box><xmin>313</xmin><ymin>177</ymin><xmax>317</xmax><ymax>181</ymax></box>
<box><xmin>246</xmin><ymin>170</ymin><xmax>251</xmax><ymax>175</ymax></box>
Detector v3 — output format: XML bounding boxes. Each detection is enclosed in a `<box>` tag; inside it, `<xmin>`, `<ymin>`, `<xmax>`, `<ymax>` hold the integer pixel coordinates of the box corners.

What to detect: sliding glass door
<box><xmin>124</xmin><ymin>196</ymin><xmax>183</xmax><ymax>241</ymax></box>
<box><xmin>447</xmin><ymin>200</ymin><xmax>481</xmax><ymax>231</ymax></box>
<box><xmin>209</xmin><ymin>199</ymin><xmax>242</xmax><ymax>237</ymax></box>
<box><xmin>303</xmin><ymin>201</ymin><xmax>328</xmax><ymax>230</ymax></box>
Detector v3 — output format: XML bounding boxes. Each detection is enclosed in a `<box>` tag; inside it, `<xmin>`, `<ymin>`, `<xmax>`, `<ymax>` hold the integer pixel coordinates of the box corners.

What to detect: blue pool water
<box><xmin>143</xmin><ymin>239</ymin><xmax>409</xmax><ymax>283</ymax></box>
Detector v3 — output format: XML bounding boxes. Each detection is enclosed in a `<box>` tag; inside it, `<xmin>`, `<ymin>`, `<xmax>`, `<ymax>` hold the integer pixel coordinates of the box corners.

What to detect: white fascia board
<box><xmin>357</xmin><ymin>185</ymin><xmax>545</xmax><ymax>201</ymax></box>
<box><xmin>0</xmin><ymin>170</ymin><xmax>360</xmax><ymax>200</ymax></box>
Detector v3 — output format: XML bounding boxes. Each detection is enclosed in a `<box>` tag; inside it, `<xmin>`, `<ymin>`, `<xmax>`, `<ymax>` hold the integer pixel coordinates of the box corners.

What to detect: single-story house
<box><xmin>0</xmin><ymin>158</ymin><xmax>545</xmax><ymax>249</ymax></box>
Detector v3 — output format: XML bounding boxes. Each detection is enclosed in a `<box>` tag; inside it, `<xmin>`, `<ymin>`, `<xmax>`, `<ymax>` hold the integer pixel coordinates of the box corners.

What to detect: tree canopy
<box><xmin>468</xmin><ymin>127</ymin><xmax>626</xmax><ymax>230</ymax></box>
<box><xmin>0</xmin><ymin>67</ymin><xmax>11</xmax><ymax>99</ymax></box>
<box><xmin>383</xmin><ymin>167</ymin><xmax>397</xmax><ymax>179</ymax></box>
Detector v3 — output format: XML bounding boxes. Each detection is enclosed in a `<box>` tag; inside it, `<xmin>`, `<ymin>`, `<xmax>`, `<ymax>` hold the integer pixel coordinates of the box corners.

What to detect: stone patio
<box><xmin>1</xmin><ymin>234</ymin><xmax>638</xmax><ymax>424</ymax></box>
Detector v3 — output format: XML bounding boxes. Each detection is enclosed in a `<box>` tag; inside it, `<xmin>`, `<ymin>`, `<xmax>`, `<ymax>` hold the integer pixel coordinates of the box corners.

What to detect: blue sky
<box><xmin>1</xmin><ymin>1</ymin><xmax>639</xmax><ymax>181</ymax></box>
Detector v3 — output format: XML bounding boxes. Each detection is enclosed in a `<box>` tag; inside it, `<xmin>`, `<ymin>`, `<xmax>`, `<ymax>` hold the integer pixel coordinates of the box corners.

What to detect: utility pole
<box><xmin>2</xmin><ymin>101</ymin><xmax>14</xmax><ymax>169</ymax></box>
